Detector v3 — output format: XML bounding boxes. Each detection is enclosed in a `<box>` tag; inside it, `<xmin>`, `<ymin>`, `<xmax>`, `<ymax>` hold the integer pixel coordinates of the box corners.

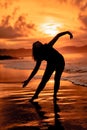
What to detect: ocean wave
<box><xmin>65</xmin><ymin>68</ymin><xmax>87</xmax><ymax>73</ymax></box>
<box><xmin>62</xmin><ymin>74</ymin><xmax>87</xmax><ymax>87</ymax></box>
<box><xmin>64</xmin><ymin>62</ymin><xmax>87</xmax><ymax>86</ymax></box>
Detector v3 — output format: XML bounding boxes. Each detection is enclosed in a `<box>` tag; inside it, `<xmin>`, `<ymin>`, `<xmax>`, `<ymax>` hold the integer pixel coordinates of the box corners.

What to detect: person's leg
<box><xmin>30</xmin><ymin>63</ymin><xmax>54</xmax><ymax>101</ymax></box>
<box><xmin>54</xmin><ymin>55</ymin><xmax>65</xmax><ymax>101</ymax></box>
<box><xmin>54</xmin><ymin>67</ymin><xmax>64</xmax><ymax>101</ymax></box>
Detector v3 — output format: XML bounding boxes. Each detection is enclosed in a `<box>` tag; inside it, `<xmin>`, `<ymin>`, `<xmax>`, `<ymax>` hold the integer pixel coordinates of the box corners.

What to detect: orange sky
<box><xmin>0</xmin><ymin>0</ymin><xmax>87</xmax><ymax>49</ymax></box>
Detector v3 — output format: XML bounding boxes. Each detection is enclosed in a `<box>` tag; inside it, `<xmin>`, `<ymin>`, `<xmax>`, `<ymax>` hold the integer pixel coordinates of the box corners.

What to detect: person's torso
<box><xmin>39</xmin><ymin>44</ymin><xmax>64</xmax><ymax>64</ymax></box>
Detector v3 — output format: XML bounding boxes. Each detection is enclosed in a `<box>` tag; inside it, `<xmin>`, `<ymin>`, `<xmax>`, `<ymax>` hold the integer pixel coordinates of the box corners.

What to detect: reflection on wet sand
<box><xmin>0</xmin><ymin>81</ymin><xmax>87</xmax><ymax>130</ymax></box>
<box><xmin>31</xmin><ymin>101</ymin><xmax>64</xmax><ymax>130</ymax></box>
<box><xmin>0</xmin><ymin>95</ymin><xmax>64</xmax><ymax>130</ymax></box>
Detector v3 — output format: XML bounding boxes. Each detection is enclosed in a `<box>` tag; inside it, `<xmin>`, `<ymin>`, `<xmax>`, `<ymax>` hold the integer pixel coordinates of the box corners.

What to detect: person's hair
<box><xmin>32</xmin><ymin>41</ymin><xmax>43</xmax><ymax>61</ymax></box>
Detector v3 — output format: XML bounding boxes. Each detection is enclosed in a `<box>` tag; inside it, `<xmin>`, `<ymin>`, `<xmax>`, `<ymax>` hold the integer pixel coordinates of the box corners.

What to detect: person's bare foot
<box><xmin>29</xmin><ymin>96</ymin><xmax>38</xmax><ymax>102</ymax></box>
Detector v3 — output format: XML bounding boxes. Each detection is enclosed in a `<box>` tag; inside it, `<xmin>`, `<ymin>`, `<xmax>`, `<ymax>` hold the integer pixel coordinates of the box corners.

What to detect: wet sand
<box><xmin>0</xmin><ymin>81</ymin><xmax>87</xmax><ymax>130</ymax></box>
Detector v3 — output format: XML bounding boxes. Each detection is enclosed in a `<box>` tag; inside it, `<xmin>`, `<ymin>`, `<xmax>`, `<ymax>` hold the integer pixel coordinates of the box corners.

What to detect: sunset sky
<box><xmin>0</xmin><ymin>0</ymin><xmax>87</xmax><ymax>49</ymax></box>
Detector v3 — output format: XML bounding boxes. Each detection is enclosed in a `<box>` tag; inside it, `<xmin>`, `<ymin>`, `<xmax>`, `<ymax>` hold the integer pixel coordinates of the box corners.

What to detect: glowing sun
<box><xmin>40</xmin><ymin>22</ymin><xmax>62</xmax><ymax>36</ymax></box>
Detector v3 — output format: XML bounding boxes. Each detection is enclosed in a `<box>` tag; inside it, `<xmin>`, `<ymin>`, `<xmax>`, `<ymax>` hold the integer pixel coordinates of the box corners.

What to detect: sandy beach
<box><xmin>0</xmin><ymin>80</ymin><xmax>87</xmax><ymax>130</ymax></box>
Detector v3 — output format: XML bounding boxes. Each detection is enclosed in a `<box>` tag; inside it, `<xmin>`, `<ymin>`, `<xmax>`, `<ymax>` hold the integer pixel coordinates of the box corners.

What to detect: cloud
<box><xmin>73</xmin><ymin>0</ymin><xmax>82</xmax><ymax>6</ymax></box>
<box><xmin>0</xmin><ymin>0</ymin><xmax>19</xmax><ymax>9</ymax></box>
<box><xmin>0</xmin><ymin>1</ymin><xmax>36</xmax><ymax>39</ymax></box>
<box><xmin>14</xmin><ymin>15</ymin><xmax>35</xmax><ymax>36</ymax></box>
<box><xmin>79</xmin><ymin>14</ymin><xmax>87</xmax><ymax>30</ymax></box>
<box><xmin>74</xmin><ymin>0</ymin><xmax>87</xmax><ymax>32</ymax></box>
<box><xmin>0</xmin><ymin>26</ymin><xmax>21</xmax><ymax>39</ymax></box>
<box><xmin>72</xmin><ymin>0</ymin><xmax>87</xmax><ymax>11</ymax></box>
<box><xmin>0</xmin><ymin>0</ymin><xmax>13</xmax><ymax>9</ymax></box>
<box><xmin>57</xmin><ymin>0</ymin><xmax>87</xmax><ymax>10</ymax></box>
<box><xmin>80</xmin><ymin>2</ymin><xmax>87</xmax><ymax>11</ymax></box>
<box><xmin>0</xmin><ymin>15</ymin><xmax>36</xmax><ymax>39</ymax></box>
<box><xmin>1</xmin><ymin>15</ymin><xmax>11</xmax><ymax>27</ymax></box>
<box><xmin>12</xmin><ymin>7</ymin><xmax>20</xmax><ymax>17</ymax></box>
<box><xmin>0</xmin><ymin>15</ymin><xmax>20</xmax><ymax>38</ymax></box>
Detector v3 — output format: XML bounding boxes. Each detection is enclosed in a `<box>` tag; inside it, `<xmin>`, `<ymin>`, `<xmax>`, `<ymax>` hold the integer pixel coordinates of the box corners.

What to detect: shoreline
<box><xmin>0</xmin><ymin>79</ymin><xmax>87</xmax><ymax>87</ymax></box>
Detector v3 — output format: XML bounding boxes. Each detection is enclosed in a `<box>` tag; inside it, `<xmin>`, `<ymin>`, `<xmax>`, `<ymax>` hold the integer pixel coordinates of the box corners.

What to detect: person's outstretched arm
<box><xmin>48</xmin><ymin>31</ymin><xmax>73</xmax><ymax>47</ymax></box>
<box><xmin>23</xmin><ymin>60</ymin><xmax>41</xmax><ymax>88</ymax></box>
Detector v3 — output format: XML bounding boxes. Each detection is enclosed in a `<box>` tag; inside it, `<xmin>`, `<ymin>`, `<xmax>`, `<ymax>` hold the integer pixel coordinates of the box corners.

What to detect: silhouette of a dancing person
<box><xmin>23</xmin><ymin>31</ymin><xmax>73</xmax><ymax>102</ymax></box>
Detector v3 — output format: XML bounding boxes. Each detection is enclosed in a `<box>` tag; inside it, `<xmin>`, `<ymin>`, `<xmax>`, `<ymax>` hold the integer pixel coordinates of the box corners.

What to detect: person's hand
<box><xmin>67</xmin><ymin>31</ymin><xmax>73</xmax><ymax>39</ymax></box>
<box><xmin>22</xmin><ymin>80</ymin><xmax>29</xmax><ymax>88</ymax></box>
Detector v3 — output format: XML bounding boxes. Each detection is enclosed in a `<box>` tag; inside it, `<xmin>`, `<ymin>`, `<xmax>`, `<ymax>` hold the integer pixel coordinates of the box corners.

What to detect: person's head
<box><xmin>32</xmin><ymin>41</ymin><xmax>43</xmax><ymax>61</ymax></box>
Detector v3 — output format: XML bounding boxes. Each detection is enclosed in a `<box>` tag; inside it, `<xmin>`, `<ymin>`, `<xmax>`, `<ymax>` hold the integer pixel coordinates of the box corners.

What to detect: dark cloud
<box><xmin>80</xmin><ymin>2</ymin><xmax>87</xmax><ymax>11</ymax></box>
<box><xmin>79</xmin><ymin>14</ymin><xmax>87</xmax><ymax>30</ymax></box>
<box><xmin>0</xmin><ymin>15</ymin><xmax>20</xmax><ymax>38</ymax></box>
<box><xmin>72</xmin><ymin>0</ymin><xmax>87</xmax><ymax>11</ymax></box>
<box><xmin>0</xmin><ymin>15</ymin><xmax>35</xmax><ymax>39</ymax></box>
<box><xmin>1</xmin><ymin>15</ymin><xmax>11</xmax><ymax>27</ymax></box>
<box><xmin>73</xmin><ymin>0</ymin><xmax>82</xmax><ymax>6</ymax></box>
<box><xmin>0</xmin><ymin>26</ymin><xmax>21</xmax><ymax>39</ymax></box>
<box><xmin>14</xmin><ymin>16</ymin><xmax>35</xmax><ymax>36</ymax></box>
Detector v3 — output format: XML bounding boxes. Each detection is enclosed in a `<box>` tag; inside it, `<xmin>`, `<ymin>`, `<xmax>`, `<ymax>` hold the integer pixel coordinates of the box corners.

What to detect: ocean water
<box><xmin>0</xmin><ymin>53</ymin><xmax>87</xmax><ymax>87</ymax></box>
<box><xmin>64</xmin><ymin>53</ymin><xmax>87</xmax><ymax>87</ymax></box>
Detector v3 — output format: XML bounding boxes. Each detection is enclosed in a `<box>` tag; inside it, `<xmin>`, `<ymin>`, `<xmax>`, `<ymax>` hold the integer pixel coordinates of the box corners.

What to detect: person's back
<box><xmin>38</xmin><ymin>43</ymin><xmax>64</xmax><ymax>65</ymax></box>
